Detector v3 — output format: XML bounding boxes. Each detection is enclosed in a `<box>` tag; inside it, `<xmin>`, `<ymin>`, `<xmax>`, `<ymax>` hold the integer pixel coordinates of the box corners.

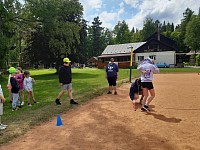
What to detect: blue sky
<box><xmin>79</xmin><ymin>0</ymin><xmax>200</xmax><ymax>30</ymax></box>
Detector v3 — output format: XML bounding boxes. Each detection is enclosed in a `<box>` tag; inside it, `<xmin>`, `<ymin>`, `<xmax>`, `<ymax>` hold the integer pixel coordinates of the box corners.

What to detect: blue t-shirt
<box><xmin>106</xmin><ymin>63</ymin><xmax>118</xmax><ymax>77</ymax></box>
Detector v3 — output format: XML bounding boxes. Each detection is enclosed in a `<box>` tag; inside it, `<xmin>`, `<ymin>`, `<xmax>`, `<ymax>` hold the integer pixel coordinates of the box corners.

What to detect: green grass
<box><xmin>159</xmin><ymin>68</ymin><xmax>200</xmax><ymax>73</ymax></box>
<box><xmin>0</xmin><ymin>68</ymin><xmax>139</xmax><ymax>145</ymax></box>
<box><xmin>0</xmin><ymin>67</ymin><xmax>199</xmax><ymax>145</ymax></box>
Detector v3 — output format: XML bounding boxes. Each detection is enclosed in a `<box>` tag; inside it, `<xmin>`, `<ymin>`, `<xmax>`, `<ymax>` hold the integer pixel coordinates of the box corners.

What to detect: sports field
<box><xmin>1</xmin><ymin>73</ymin><xmax>200</xmax><ymax>150</ymax></box>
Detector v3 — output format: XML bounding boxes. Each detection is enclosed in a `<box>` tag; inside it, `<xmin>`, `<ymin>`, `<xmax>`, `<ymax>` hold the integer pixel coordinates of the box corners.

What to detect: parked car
<box><xmin>156</xmin><ymin>63</ymin><xmax>170</xmax><ymax>68</ymax></box>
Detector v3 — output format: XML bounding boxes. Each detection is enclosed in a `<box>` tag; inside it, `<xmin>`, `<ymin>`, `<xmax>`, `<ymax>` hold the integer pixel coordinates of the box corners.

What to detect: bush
<box><xmin>196</xmin><ymin>54</ymin><xmax>200</xmax><ymax>66</ymax></box>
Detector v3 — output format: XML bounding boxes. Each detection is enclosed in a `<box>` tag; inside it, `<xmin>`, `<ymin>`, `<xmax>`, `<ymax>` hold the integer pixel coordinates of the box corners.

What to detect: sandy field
<box><xmin>1</xmin><ymin>74</ymin><xmax>200</xmax><ymax>150</ymax></box>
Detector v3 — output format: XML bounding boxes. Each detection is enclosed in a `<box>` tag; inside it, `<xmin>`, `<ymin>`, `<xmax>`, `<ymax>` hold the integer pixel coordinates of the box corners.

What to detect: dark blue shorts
<box><xmin>107</xmin><ymin>76</ymin><xmax>117</xmax><ymax>86</ymax></box>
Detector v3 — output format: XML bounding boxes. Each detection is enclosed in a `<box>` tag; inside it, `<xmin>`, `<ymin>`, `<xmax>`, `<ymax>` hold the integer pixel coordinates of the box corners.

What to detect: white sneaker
<box><xmin>0</xmin><ymin>125</ymin><xmax>6</xmax><ymax>130</ymax></box>
<box><xmin>21</xmin><ymin>101</ymin><xmax>24</xmax><ymax>105</ymax></box>
<box><xmin>0</xmin><ymin>124</ymin><xmax>8</xmax><ymax>127</ymax></box>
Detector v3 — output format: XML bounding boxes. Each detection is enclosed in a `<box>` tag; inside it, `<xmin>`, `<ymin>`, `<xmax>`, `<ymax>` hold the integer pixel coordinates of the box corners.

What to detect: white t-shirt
<box><xmin>23</xmin><ymin>77</ymin><xmax>34</xmax><ymax>91</ymax></box>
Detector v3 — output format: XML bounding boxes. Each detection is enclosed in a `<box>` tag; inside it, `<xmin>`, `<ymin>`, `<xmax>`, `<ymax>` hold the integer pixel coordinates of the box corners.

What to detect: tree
<box><xmin>141</xmin><ymin>17</ymin><xmax>157</xmax><ymax>40</ymax></box>
<box><xmin>184</xmin><ymin>15</ymin><xmax>200</xmax><ymax>64</ymax></box>
<box><xmin>0</xmin><ymin>0</ymin><xmax>22</xmax><ymax>67</ymax></box>
<box><xmin>90</xmin><ymin>16</ymin><xmax>105</xmax><ymax>56</ymax></box>
<box><xmin>113</xmin><ymin>20</ymin><xmax>131</xmax><ymax>44</ymax></box>
<box><xmin>179</xmin><ymin>8</ymin><xmax>194</xmax><ymax>52</ymax></box>
<box><xmin>24</xmin><ymin>0</ymin><xmax>84</xmax><ymax>71</ymax></box>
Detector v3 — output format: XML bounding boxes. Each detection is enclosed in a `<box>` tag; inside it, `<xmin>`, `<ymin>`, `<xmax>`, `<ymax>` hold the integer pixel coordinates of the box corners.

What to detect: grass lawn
<box><xmin>0</xmin><ymin>68</ymin><xmax>139</xmax><ymax>144</ymax></box>
<box><xmin>0</xmin><ymin>67</ymin><xmax>199</xmax><ymax>145</ymax></box>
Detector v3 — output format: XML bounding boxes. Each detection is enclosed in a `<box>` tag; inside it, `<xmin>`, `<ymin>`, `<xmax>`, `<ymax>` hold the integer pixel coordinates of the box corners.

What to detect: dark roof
<box><xmin>101</xmin><ymin>42</ymin><xmax>146</xmax><ymax>55</ymax></box>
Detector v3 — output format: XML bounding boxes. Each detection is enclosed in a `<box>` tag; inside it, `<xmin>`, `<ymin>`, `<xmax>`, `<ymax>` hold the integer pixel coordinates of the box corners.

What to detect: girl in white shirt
<box><xmin>23</xmin><ymin>71</ymin><xmax>38</xmax><ymax>106</ymax></box>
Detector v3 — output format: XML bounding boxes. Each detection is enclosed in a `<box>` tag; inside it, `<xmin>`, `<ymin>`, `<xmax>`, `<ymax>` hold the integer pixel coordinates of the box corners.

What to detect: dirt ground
<box><xmin>1</xmin><ymin>74</ymin><xmax>200</xmax><ymax>150</ymax></box>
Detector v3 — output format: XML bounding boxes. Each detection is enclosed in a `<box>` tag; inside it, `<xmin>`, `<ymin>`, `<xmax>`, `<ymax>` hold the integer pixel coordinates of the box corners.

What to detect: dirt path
<box><xmin>1</xmin><ymin>74</ymin><xmax>200</xmax><ymax>150</ymax></box>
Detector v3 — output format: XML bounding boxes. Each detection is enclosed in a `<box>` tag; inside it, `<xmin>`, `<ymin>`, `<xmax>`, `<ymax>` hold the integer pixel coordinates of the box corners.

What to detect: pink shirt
<box><xmin>16</xmin><ymin>73</ymin><xmax>24</xmax><ymax>89</ymax></box>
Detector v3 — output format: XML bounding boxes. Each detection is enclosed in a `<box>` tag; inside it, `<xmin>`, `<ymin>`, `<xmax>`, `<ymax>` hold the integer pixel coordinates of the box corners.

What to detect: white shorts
<box><xmin>0</xmin><ymin>103</ymin><xmax>3</xmax><ymax>115</ymax></box>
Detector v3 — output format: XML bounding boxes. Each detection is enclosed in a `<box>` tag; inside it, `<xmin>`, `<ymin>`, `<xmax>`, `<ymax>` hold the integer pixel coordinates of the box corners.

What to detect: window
<box><xmin>138</xmin><ymin>56</ymin><xmax>144</xmax><ymax>61</ymax></box>
<box><xmin>149</xmin><ymin>55</ymin><xmax>156</xmax><ymax>60</ymax></box>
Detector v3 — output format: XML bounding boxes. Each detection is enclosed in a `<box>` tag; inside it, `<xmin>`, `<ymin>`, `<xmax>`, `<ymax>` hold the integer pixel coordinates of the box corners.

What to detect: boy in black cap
<box><xmin>55</xmin><ymin>58</ymin><xmax>78</xmax><ymax>105</ymax></box>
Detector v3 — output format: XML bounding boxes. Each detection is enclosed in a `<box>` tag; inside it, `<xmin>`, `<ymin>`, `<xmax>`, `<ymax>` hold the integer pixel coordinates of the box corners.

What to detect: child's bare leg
<box><xmin>27</xmin><ymin>91</ymin><xmax>31</xmax><ymax>104</ymax></box>
<box><xmin>68</xmin><ymin>89</ymin><xmax>73</xmax><ymax>100</ymax></box>
<box><xmin>19</xmin><ymin>91</ymin><xmax>24</xmax><ymax>102</ymax></box>
<box><xmin>57</xmin><ymin>90</ymin><xmax>66</xmax><ymax>99</ymax></box>
<box><xmin>30</xmin><ymin>91</ymin><xmax>36</xmax><ymax>102</ymax></box>
<box><xmin>142</xmin><ymin>88</ymin><xmax>148</xmax><ymax>107</ymax></box>
<box><xmin>146</xmin><ymin>89</ymin><xmax>155</xmax><ymax>106</ymax></box>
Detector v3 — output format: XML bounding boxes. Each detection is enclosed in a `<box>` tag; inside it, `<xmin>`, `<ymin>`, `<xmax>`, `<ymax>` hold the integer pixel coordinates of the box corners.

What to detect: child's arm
<box><xmin>0</xmin><ymin>95</ymin><xmax>6</xmax><ymax>103</ymax></box>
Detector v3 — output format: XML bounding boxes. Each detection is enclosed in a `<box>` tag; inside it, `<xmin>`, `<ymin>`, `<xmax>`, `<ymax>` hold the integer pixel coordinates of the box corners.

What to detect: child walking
<box><xmin>0</xmin><ymin>84</ymin><xmax>7</xmax><ymax>130</ymax></box>
<box><xmin>9</xmin><ymin>67</ymin><xmax>21</xmax><ymax>111</ymax></box>
<box><xmin>55</xmin><ymin>57</ymin><xmax>78</xmax><ymax>105</ymax></box>
<box><xmin>23</xmin><ymin>71</ymin><xmax>38</xmax><ymax>106</ymax></box>
<box><xmin>16</xmin><ymin>67</ymin><xmax>25</xmax><ymax>105</ymax></box>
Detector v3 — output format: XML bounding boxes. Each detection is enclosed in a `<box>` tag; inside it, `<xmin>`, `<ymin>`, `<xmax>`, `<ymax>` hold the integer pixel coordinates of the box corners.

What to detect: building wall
<box><xmin>135</xmin><ymin>51</ymin><xmax>176</xmax><ymax>66</ymax></box>
<box><xmin>97</xmin><ymin>61</ymin><xmax>132</xmax><ymax>69</ymax></box>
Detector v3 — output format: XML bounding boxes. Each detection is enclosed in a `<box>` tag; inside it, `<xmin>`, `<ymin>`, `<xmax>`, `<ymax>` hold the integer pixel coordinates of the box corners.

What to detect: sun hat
<box><xmin>8</xmin><ymin>67</ymin><xmax>17</xmax><ymax>73</ymax></box>
<box><xmin>63</xmin><ymin>58</ymin><xmax>71</xmax><ymax>63</ymax></box>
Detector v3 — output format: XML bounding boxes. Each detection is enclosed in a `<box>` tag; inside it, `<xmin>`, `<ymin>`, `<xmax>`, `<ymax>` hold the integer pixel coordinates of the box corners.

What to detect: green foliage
<box><xmin>113</xmin><ymin>20</ymin><xmax>131</xmax><ymax>44</ymax></box>
<box><xmin>196</xmin><ymin>54</ymin><xmax>200</xmax><ymax>66</ymax></box>
<box><xmin>184</xmin><ymin>15</ymin><xmax>200</xmax><ymax>51</ymax></box>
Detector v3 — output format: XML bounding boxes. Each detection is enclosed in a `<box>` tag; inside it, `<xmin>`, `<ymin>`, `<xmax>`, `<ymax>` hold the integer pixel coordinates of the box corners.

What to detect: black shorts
<box><xmin>141</xmin><ymin>82</ymin><xmax>154</xmax><ymax>90</ymax></box>
<box><xmin>107</xmin><ymin>76</ymin><xmax>117</xmax><ymax>86</ymax></box>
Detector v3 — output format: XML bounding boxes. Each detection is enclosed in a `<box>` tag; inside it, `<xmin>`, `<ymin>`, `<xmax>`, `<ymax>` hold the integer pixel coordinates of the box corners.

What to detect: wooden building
<box><xmin>97</xmin><ymin>32</ymin><xmax>178</xmax><ymax>68</ymax></box>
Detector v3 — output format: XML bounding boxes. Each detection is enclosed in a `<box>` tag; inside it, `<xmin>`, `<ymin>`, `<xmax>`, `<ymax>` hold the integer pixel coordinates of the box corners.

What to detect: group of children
<box><xmin>0</xmin><ymin>67</ymin><xmax>37</xmax><ymax>130</ymax></box>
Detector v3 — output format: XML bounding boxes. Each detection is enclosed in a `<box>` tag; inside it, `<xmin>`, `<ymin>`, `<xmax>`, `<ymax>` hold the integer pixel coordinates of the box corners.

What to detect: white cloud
<box><xmin>123</xmin><ymin>0</ymin><xmax>141</xmax><ymax>8</ymax></box>
<box><xmin>125</xmin><ymin>0</ymin><xmax>200</xmax><ymax>30</ymax></box>
<box><xmin>97</xmin><ymin>2</ymin><xmax>125</xmax><ymax>29</ymax></box>
<box><xmin>80</xmin><ymin>0</ymin><xmax>103</xmax><ymax>12</ymax></box>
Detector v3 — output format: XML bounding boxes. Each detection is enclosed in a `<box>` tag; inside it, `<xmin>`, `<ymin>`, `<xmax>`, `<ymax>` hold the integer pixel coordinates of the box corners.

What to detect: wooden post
<box><xmin>129</xmin><ymin>47</ymin><xmax>134</xmax><ymax>83</ymax></box>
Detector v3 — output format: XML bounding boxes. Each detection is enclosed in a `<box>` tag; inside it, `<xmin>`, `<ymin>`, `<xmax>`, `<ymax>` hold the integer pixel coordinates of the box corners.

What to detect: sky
<box><xmin>79</xmin><ymin>0</ymin><xmax>200</xmax><ymax>30</ymax></box>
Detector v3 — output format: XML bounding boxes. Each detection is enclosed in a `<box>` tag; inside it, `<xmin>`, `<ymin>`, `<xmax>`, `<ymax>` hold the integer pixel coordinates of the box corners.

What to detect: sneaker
<box><xmin>141</xmin><ymin>107</ymin><xmax>147</xmax><ymax>112</ymax></box>
<box><xmin>0</xmin><ymin>124</ymin><xmax>8</xmax><ymax>127</ymax></box>
<box><xmin>55</xmin><ymin>99</ymin><xmax>61</xmax><ymax>105</ymax></box>
<box><xmin>0</xmin><ymin>125</ymin><xmax>6</xmax><ymax>130</ymax></box>
<box><xmin>34</xmin><ymin>101</ymin><xmax>39</xmax><ymax>104</ymax></box>
<box><xmin>28</xmin><ymin>103</ymin><xmax>32</xmax><ymax>106</ymax></box>
<box><xmin>107</xmin><ymin>91</ymin><xmax>112</xmax><ymax>94</ymax></box>
<box><xmin>114</xmin><ymin>91</ymin><xmax>117</xmax><ymax>95</ymax></box>
<box><xmin>12</xmin><ymin>109</ymin><xmax>16</xmax><ymax>111</ymax></box>
<box><xmin>143</xmin><ymin>105</ymin><xmax>150</xmax><ymax>112</ymax></box>
<box><xmin>70</xmin><ymin>99</ymin><xmax>78</xmax><ymax>105</ymax></box>
<box><xmin>21</xmin><ymin>101</ymin><xmax>24</xmax><ymax>105</ymax></box>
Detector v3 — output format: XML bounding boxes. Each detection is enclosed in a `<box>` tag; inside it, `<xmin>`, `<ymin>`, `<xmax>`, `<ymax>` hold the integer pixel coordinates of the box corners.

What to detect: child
<box><xmin>0</xmin><ymin>84</ymin><xmax>7</xmax><ymax>130</ymax></box>
<box><xmin>137</xmin><ymin>57</ymin><xmax>159</xmax><ymax>112</ymax></box>
<box><xmin>23</xmin><ymin>71</ymin><xmax>38</xmax><ymax>106</ymax></box>
<box><xmin>106</xmin><ymin>58</ymin><xmax>119</xmax><ymax>95</ymax></box>
<box><xmin>9</xmin><ymin>67</ymin><xmax>21</xmax><ymax>111</ymax></box>
<box><xmin>129</xmin><ymin>78</ymin><xmax>143</xmax><ymax>111</ymax></box>
<box><xmin>16</xmin><ymin>67</ymin><xmax>25</xmax><ymax>105</ymax></box>
<box><xmin>55</xmin><ymin>57</ymin><xmax>78</xmax><ymax>105</ymax></box>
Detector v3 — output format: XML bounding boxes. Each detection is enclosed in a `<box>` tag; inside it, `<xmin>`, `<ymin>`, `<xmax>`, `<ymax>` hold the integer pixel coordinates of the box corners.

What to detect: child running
<box><xmin>137</xmin><ymin>57</ymin><xmax>159</xmax><ymax>112</ymax></box>
<box><xmin>23</xmin><ymin>71</ymin><xmax>38</xmax><ymax>106</ymax></box>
